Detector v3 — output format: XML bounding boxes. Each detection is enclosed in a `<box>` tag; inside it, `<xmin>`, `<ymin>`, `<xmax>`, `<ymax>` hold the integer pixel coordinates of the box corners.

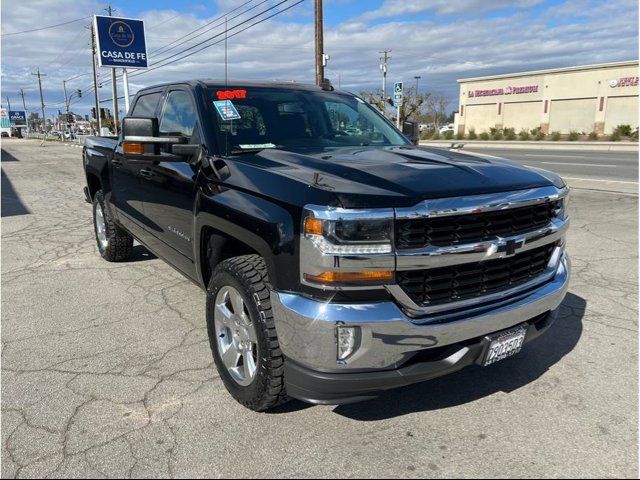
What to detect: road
<box><xmin>464</xmin><ymin>147</ymin><xmax>638</xmax><ymax>185</ymax></box>
<box><xmin>1</xmin><ymin>139</ymin><xmax>638</xmax><ymax>478</ymax></box>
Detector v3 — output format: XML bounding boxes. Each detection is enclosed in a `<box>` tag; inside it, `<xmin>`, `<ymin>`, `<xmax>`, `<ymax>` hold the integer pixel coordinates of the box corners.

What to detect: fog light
<box><xmin>337</xmin><ymin>326</ymin><xmax>358</xmax><ymax>361</ymax></box>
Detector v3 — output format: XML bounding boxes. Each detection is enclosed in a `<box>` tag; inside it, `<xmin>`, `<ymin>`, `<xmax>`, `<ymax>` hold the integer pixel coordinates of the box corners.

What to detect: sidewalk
<box><xmin>419</xmin><ymin>140</ymin><xmax>638</xmax><ymax>152</ymax></box>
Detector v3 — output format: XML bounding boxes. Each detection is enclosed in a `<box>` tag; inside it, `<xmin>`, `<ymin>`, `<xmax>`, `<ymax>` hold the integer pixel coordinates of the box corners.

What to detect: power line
<box><xmin>129</xmin><ymin>0</ymin><xmax>304</xmax><ymax>79</ymax></box>
<box><xmin>2</xmin><ymin>15</ymin><xmax>91</xmax><ymax>36</ymax></box>
<box><xmin>149</xmin><ymin>0</ymin><xmax>257</xmax><ymax>56</ymax></box>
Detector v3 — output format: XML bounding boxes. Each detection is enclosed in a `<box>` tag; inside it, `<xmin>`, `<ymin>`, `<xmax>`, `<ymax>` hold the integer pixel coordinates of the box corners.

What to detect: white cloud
<box><xmin>1</xmin><ymin>0</ymin><xmax>637</xmax><ymax>118</ymax></box>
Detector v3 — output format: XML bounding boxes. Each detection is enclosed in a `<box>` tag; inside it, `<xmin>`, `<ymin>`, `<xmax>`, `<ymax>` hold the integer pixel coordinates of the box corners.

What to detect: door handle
<box><xmin>112</xmin><ymin>159</ymin><xmax>123</xmax><ymax>168</ymax></box>
<box><xmin>139</xmin><ymin>169</ymin><xmax>153</xmax><ymax>179</ymax></box>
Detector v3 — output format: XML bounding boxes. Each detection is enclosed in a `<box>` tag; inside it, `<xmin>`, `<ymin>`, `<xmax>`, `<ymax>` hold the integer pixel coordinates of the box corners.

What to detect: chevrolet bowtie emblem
<box><xmin>500</xmin><ymin>239</ymin><xmax>523</xmax><ymax>255</ymax></box>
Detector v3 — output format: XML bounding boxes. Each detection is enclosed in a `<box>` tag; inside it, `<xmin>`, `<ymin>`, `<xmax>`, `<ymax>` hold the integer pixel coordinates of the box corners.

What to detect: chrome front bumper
<box><xmin>271</xmin><ymin>253</ymin><xmax>570</xmax><ymax>372</ymax></box>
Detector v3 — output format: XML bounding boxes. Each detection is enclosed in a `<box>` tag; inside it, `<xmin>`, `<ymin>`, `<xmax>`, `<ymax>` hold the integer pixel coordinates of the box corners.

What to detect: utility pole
<box><xmin>89</xmin><ymin>24</ymin><xmax>102</xmax><ymax>133</ymax></box>
<box><xmin>379</xmin><ymin>49</ymin><xmax>391</xmax><ymax>100</ymax></box>
<box><xmin>106</xmin><ymin>4</ymin><xmax>119</xmax><ymax>135</ymax></box>
<box><xmin>19</xmin><ymin>89</ymin><xmax>29</xmax><ymax>135</ymax></box>
<box><xmin>31</xmin><ymin>68</ymin><xmax>46</xmax><ymax>133</ymax></box>
<box><xmin>62</xmin><ymin>80</ymin><xmax>69</xmax><ymax>132</ymax></box>
<box><xmin>5</xmin><ymin>96</ymin><xmax>10</xmax><ymax>111</ymax></box>
<box><xmin>314</xmin><ymin>0</ymin><xmax>324</xmax><ymax>85</ymax></box>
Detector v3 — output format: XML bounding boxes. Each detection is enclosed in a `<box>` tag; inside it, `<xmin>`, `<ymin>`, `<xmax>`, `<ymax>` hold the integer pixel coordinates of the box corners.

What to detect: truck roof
<box><xmin>136</xmin><ymin>79</ymin><xmax>345</xmax><ymax>95</ymax></box>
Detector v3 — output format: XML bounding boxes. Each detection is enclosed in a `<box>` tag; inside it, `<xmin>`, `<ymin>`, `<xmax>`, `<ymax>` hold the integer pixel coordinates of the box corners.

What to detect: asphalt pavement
<box><xmin>1</xmin><ymin>139</ymin><xmax>638</xmax><ymax>478</ymax></box>
<box><xmin>465</xmin><ymin>146</ymin><xmax>638</xmax><ymax>181</ymax></box>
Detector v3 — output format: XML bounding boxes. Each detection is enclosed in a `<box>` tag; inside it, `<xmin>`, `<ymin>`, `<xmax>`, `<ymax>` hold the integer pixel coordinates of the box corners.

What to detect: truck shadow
<box><xmin>330</xmin><ymin>292</ymin><xmax>586</xmax><ymax>421</ymax></box>
<box><xmin>1</xmin><ymin>168</ymin><xmax>31</xmax><ymax>217</ymax></box>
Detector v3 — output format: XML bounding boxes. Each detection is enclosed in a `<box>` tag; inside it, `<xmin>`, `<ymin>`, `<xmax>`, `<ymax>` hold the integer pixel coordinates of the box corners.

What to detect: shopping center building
<box><xmin>454</xmin><ymin>60</ymin><xmax>638</xmax><ymax>135</ymax></box>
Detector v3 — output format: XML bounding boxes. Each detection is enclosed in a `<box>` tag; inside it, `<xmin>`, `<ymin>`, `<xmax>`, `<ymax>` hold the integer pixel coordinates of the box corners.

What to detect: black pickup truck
<box><xmin>83</xmin><ymin>80</ymin><xmax>570</xmax><ymax>411</ymax></box>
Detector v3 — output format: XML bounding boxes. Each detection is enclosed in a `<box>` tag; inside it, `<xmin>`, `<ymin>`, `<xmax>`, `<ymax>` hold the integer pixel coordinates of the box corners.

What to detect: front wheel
<box><xmin>206</xmin><ymin>255</ymin><xmax>289</xmax><ymax>411</ymax></box>
<box><xmin>92</xmin><ymin>190</ymin><xmax>133</xmax><ymax>262</ymax></box>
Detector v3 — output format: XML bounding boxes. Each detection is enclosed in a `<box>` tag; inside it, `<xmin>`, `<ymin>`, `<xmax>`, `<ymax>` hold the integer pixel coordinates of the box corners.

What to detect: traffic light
<box><xmin>91</xmin><ymin>107</ymin><xmax>97</xmax><ymax>119</ymax></box>
<box><xmin>77</xmin><ymin>89</ymin><xmax>82</xmax><ymax>98</ymax></box>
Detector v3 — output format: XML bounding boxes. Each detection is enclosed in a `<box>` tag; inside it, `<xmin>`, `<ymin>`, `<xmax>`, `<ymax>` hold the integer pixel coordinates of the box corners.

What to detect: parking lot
<box><xmin>1</xmin><ymin>139</ymin><xmax>638</xmax><ymax>477</ymax></box>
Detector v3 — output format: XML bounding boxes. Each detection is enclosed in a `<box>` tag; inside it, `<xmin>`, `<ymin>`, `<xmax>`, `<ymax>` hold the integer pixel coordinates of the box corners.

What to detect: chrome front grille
<box><xmin>389</xmin><ymin>186</ymin><xmax>569</xmax><ymax>316</ymax></box>
<box><xmin>396</xmin><ymin>243</ymin><xmax>556</xmax><ymax>306</ymax></box>
<box><xmin>395</xmin><ymin>200</ymin><xmax>560</xmax><ymax>249</ymax></box>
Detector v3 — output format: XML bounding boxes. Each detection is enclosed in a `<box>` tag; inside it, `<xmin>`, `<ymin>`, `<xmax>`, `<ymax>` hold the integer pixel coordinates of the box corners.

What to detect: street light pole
<box><xmin>89</xmin><ymin>24</ymin><xmax>102</xmax><ymax>133</ymax></box>
<box><xmin>379</xmin><ymin>49</ymin><xmax>391</xmax><ymax>100</ymax></box>
<box><xmin>414</xmin><ymin>75</ymin><xmax>421</xmax><ymax>93</ymax></box>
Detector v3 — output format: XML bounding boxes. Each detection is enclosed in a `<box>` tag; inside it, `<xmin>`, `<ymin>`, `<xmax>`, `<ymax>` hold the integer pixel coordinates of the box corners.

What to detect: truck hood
<box><xmin>238</xmin><ymin>146</ymin><xmax>561</xmax><ymax>209</ymax></box>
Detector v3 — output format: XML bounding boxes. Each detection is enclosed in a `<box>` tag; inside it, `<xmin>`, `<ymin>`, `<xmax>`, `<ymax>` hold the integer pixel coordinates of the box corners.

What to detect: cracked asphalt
<box><xmin>1</xmin><ymin>139</ymin><xmax>638</xmax><ymax>478</ymax></box>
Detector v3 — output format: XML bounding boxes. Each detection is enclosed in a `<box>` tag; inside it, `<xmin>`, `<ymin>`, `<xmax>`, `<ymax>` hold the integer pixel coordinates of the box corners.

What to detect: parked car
<box><xmin>83</xmin><ymin>80</ymin><xmax>570</xmax><ymax>411</ymax></box>
<box><xmin>439</xmin><ymin>123</ymin><xmax>455</xmax><ymax>134</ymax></box>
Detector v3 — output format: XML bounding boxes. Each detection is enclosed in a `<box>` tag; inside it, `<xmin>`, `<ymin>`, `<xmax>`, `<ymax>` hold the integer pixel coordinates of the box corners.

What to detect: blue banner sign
<box><xmin>94</xmin><ymin>15</ymin><xmax>148</xmax><ymax>69</ymax></box>
<box><xmin>8</xmin><ymin>111</ymin><xmax>27</xmax><ymax>126</ymax></box>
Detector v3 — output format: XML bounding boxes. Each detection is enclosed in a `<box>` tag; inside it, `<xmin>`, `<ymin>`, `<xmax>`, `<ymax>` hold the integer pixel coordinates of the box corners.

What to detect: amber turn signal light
<box><xmin>304</xmin><ymin>217</ymin><xmax>324</xmax><ymax>236</ymax></box>
<box><xmin>123</xmin><ymin>142</ymin><xmax>144</xmax><ymax>155</ymax></box>
<box><xmin>304</xmin><ymin>270</ymin><xmax>393</xmax><ymax>285</ymax></box>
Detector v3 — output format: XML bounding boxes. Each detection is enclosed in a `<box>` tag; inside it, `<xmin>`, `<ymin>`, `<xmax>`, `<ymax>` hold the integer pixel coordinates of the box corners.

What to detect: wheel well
<box><xmin>201</xmin><ymin>227</ymin><xmax>260</xmax><ymax>287</ymax></box>
<box><xmin>86</xmin><ymin>173</ymin><xmax>101</xmax><ymax>201</ymax></box>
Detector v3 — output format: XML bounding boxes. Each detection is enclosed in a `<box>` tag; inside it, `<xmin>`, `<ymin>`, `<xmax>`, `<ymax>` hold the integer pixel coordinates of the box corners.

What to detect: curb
<box><xmin>419</xmin><ymin>140</ymin><xmax>638</xmax><ymax>152</ymax></box>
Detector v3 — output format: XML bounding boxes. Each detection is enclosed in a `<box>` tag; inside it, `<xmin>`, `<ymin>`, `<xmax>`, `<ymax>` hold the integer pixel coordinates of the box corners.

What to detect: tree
<box><xmin>424</xmin><ymin>94</ymin><xmax>451</xmax><ymax>127</ymax></box>
<box><xmin>360</xmin><ymin>86</ymin><xmax>429</xmax><ymax>126</ymax></box>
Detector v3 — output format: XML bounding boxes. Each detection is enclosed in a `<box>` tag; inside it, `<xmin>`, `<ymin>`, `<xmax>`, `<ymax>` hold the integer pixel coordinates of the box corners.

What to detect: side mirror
<box><xmin>402</xmin><ymin>120</ymin><xmax>419</xmax><ymax>145</ymax></box>
<box><xmin>122</xmin><ymin>116</ymin><xmax>187</xmax><ymax>156</ymax></box>
<box><xmin>123</xmin><ymin>116</ymin><xmax>158</xmax><ymax>139</ymax></box>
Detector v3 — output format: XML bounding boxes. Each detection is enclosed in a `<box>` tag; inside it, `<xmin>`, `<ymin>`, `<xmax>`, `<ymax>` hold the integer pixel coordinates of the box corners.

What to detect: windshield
<box><xmin>207</xmin><ymin>86</ymin><xmax>409</xmax><ymax>155</ymax></box>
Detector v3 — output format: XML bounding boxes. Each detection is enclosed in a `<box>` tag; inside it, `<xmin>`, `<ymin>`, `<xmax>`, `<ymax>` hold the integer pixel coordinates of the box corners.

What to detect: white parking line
<box><xmin>525</xmin><ymin>153</ymin><xmax>586</xmax><ymax>158</ymax></box>
<box><xmin>562</xmin><ymin>176</ymin><xmax>638</xmax><ymax>185</ymax></box>
<box><xmin>540</xmin><ymin>161</ymin><xmax>613</xmax><ymax>168</ymax></box>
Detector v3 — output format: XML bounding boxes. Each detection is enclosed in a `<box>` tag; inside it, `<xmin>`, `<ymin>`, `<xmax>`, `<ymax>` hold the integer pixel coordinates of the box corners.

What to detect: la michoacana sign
<box><xmin>94</xmin><ymin>15</ymin><xmax>148</xmax><ymax>69</ymax></box>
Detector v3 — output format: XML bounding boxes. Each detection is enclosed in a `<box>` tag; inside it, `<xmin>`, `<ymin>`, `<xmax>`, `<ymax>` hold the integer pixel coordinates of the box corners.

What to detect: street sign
<box><xmin>94</xmin><ymin>15</ymin><xmax>148</xmax><ymax>69</ymax></box>
<box><xmin>393</xmin><ymin>81</ymin><xmax>403</xmax><ymax>106</ymax></box>
<box><xmin>8</xmin><ymin>111</ymin><xmax>27</xmax><ymax>127</ymax></box>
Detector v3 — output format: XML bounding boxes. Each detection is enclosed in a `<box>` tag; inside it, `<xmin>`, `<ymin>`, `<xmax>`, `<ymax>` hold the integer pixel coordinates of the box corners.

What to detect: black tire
<box><xmin>206</xmin><ymin>255</ymin><xmax>289</xmax><ymax>411</ymax></box>
<box><xmin>92</xmin><ymin>190</ymin><xmax>133</xmax><ymax>262</ymax></box>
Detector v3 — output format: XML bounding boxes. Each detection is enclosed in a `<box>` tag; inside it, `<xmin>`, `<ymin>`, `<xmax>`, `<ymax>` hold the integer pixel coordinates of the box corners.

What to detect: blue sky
<box><xmin>1</xmin><ymin>0</ymin><xmax>638</xmax><ymax>118</ymax></box>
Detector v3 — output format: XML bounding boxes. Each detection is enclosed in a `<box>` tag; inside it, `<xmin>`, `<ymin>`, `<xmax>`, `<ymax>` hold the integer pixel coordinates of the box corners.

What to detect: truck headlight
<box><xmin>301</xmin><ymin>207</ymin><xmax>395</xmax><ymax>287</ymax></box>
<box><xmin>304</xmin><ymin>217</ymin><xmax>392</xmax><ymax>254</ymax></box>
<box><xmin>554</xmin><ymin>195</ymin><xmax>569</xmax><ymax>220</ymax></box>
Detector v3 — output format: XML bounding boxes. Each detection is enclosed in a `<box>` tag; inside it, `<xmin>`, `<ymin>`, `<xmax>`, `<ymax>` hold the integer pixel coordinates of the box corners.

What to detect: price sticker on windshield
<box><xmin>213</xmin><ymin>100</ymin><xmax>241</xmax><ymax>121</ymax></box>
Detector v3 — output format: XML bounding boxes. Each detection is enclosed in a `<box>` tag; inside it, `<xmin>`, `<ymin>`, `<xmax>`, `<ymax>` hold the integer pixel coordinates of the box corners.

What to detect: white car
<box><xmin>439</xmin><ymin>124</ymin><xmax>455</xmax><ymax>134</ymax></box>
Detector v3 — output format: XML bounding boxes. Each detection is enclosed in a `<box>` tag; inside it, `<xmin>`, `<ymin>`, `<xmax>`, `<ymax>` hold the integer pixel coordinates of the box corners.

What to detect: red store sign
<box><xmin>469</xmin><ymin>85</ymin><xmax>539</xmax><ymax>98</ymax></box>
<box><xmin>609</xmin><ymin>77</ymin><xmax>638</xmax><ymax>88</ymax></box>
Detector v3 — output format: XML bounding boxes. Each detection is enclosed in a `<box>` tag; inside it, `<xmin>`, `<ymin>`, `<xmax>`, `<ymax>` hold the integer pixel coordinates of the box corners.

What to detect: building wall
<box><xmin>455</xmin><ymin>61</ymin><xmax>639</xmax><ymax>135</ymax></box>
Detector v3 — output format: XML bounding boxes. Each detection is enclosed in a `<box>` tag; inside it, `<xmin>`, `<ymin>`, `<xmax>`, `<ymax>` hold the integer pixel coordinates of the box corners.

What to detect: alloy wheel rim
<box><xmin>94</xmin><ymin>203</ymin><xmax>108</xmax><ymax>252</ymax></box>
<box><xmin>214</xmin><ymin>286</ymin><xmax>259</xmax><ymax>386</ymax></box>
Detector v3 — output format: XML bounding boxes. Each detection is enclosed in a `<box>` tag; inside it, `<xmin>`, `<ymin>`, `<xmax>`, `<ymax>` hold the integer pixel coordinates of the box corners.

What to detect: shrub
<box><xmin>588</xmin><ymin>131</ymin><xmax>599</xmax><ymax>141</ymax></box>
<box><xmin>609</xmin><ymin>130</ymin><xmax>621</xmax><ymax>141</ymax></box>
<box><xmin>419</xmin><ymin>131</ymin><xmax>431</xmax><ymax>140</ymax></box>
<box><xmin>550</xmin><ymin>131</ymin><xmax>561</xmax><ymax>141</ymax></box>
<box><xmin>430</xmin><ymin>131</ymin><xmax>441</xmax><ymax>140</ymax></box>
<box><xmin>568</xmin><ymin>131</ymin><xmax>579</xmax><ymax>141</ymax></box>
<box><xmin>535</xmin><ymin>129</ymin><xmax>546</xmax><ymax>141</ymax></box>
<box><xmin>630</xmin><ymin>128</ymin><xmax>639</xmax><ymax>141</ymax></box>
<box><xmin>504</xmin><ymin>128</ymin><xmax>516</xmax><ymax>140</ymax></box>
<box><xmin>615</xmin><ymin>124</ymin><xmax>632</xmax><ymax>137</ymax></box>
<box><xmin>491</xmin><ymin>129</ymin><xmax>503</xmax><ymax>140</ymax></box>
<box><xmin>444</xmin><ymin>130</ymin><xmax>454</xmax><ymax>140</ymax></box>
<box><xmin>479</xmin><ymin>132</ymin><xmax>490</xmax><ymax>140</ymax></box>
<box><xmin>518</xmin><ymin>129</ymin><xmax>530</xmax><ymax>141</ymax></box>
<box><xmin>467</xmin><ymin>129</ymin><xmax>477</xmax><ymax>140</ymax></box>
<box><xmin>455</xmin><ymin>132</ymin><xmax>465</xmax><ymax>140</ymax></box>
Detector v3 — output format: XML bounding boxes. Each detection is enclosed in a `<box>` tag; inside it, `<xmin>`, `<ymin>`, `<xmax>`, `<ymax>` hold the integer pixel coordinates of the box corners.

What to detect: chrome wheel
<box><xmin>214</xmin><ymin>286</ymin><xmax>258</xmax><ymax>386</ymax></box>
<box><xmin>94</xmin><ymin>202</ymin><xmax>108</xmax><ymax>252</ymax></box>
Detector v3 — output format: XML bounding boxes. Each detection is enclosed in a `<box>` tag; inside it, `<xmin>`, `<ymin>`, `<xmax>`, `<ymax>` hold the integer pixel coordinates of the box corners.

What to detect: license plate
<box><xmin>481</xmin><ymin>325</ymin><xmax>527</xmax><ymax>366</ymax></box>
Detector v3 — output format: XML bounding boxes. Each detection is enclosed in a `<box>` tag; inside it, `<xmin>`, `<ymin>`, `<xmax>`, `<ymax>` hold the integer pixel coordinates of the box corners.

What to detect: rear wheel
<box><xmin>206</xmin><ymin>255</ymin><xmax>289</xmax><ymax>411</ymax></box>
<box><xmin>92</xmin><ymin>190</ymin><xmax>133</xmax><ymax>262</ymax></box>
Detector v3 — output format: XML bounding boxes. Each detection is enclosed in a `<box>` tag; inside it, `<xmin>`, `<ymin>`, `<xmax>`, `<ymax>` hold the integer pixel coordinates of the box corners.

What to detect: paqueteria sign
<box><xmin>609</xmin><ymin>77</ymin><xmax>639</xmax><ymax>88</ymax></box>
<box><xmin>469</xmin><ymin>85</ymin><xmax>539</xmax><ymax>98</ymax></box>
<box><xmin>94</xmin><ymin>15</ymin><xmax>148</xmax><ymax>68</ymax></box>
